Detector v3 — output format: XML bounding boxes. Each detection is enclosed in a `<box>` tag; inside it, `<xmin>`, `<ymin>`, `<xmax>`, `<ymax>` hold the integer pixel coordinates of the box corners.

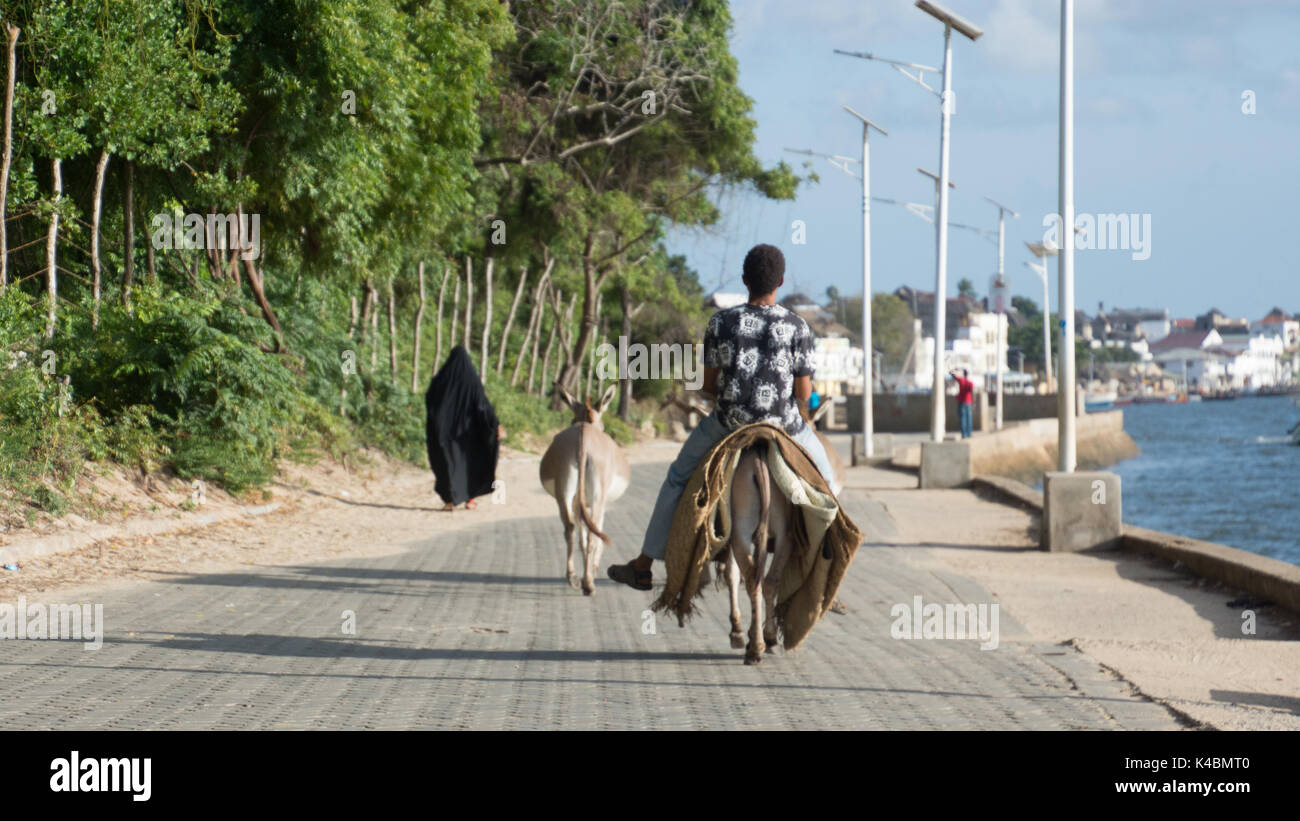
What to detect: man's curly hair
<box><xmin>742</xmin><ymin>244</ymin><xmax>785</xmax><ymax>296</ymax></box>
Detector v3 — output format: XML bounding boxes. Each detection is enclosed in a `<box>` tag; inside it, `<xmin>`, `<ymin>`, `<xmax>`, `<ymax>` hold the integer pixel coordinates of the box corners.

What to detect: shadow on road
<box><xmin>106</xmin><ymin>631</ymin><xmax>737</xmax><ymax>663</ymax></box>
<box><xmin>275</xmin><ymin>483</ymin><xmax>446</xmax><ymax>513</ymax></box>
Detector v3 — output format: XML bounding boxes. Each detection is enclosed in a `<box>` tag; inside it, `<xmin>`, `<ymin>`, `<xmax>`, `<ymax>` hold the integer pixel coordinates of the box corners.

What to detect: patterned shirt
<box><xmin>703</xmin><ymin>303</ymin><xmax>815</xmax><ymax>435</ymax></box>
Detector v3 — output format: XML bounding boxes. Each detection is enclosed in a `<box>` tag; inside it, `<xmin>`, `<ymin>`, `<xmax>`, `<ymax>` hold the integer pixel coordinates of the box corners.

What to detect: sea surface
<box><xmin>1111</xmin><ymin>395</ymin><xmax>1300</xmax><ymax>566</ymax></box>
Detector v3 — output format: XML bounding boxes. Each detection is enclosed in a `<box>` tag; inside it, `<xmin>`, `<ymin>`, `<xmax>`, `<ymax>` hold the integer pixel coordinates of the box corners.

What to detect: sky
<box><xmin>663</xmin><ymin>0</ymin><xmax>1300</xmax><ymax>322</ymax></box>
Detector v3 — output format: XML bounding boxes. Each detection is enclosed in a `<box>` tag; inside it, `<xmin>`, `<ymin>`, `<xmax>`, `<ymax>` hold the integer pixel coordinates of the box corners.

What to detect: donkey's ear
<box><xmin>596</xmin><ymin>384</ymin><xmax>618</xmax><ymax>415</ymax></box>
<box><xmin>555</xmin><ymin>382</ymin><xmax>577</xmax><ymax>408</ymax></box>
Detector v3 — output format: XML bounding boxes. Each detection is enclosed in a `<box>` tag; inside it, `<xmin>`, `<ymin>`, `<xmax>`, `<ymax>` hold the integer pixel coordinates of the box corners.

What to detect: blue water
<box><xmin>1112</xmin><ymin>396</ymin><xmax>1300</xmax><ymax>566</ymax></box>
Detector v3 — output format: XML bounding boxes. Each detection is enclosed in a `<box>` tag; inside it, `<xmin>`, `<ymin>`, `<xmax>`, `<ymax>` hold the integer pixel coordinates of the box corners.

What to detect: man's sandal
<box><xmin>607</xmin><ymin>562</ymin><xmax>652</xmax><ymax>591</ymax></box>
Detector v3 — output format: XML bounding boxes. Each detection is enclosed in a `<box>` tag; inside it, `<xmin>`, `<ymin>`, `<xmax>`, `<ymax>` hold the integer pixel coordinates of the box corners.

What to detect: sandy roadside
<box><xmin>866</xmin><ymin>478</ymin><xmax>1300</xmax><ymax>731</ymax></box>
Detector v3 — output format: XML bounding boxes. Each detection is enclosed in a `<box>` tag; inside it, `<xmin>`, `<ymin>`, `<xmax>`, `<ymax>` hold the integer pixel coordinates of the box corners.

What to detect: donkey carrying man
<box><xmin>606</xmin><ymin>244</ymin><xmax>838</xmax><ymax>591</ymax></box>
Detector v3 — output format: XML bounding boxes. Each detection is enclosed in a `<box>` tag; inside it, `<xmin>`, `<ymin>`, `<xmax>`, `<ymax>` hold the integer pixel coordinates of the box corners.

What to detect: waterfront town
<box><xmin>722</xmin><ymin>289</ymin><xmax>1300</xmax><ymax>405</ymax></box>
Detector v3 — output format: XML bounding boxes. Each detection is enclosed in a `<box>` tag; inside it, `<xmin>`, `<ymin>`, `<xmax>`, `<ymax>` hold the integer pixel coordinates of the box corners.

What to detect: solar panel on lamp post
<box><xmin>836</xmin><ymin>0</ymin><xmax>983</xmax><ymax>443</ymax></box>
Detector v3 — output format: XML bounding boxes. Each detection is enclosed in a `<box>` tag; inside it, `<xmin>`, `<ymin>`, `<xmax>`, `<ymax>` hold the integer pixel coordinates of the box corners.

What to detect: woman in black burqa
<box><xmin>424</xmin><ymin>346</ymin><xmax>504</xmax><ymax>510</ymax></box>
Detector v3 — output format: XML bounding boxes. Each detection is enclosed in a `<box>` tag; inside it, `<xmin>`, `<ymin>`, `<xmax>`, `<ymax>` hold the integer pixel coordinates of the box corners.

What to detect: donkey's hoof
<box><xmin>729</xmin><ymin>631</ymin><xmax>745</xmax><ymax>649</ymax></box>
<box><xmin>744</xmin><ymin>652</ymin><xmax>763</xmax><ymax>666</ymax></box>
<box><xmin>764</xmin><ymin>642</ymin><xmax>778</xmax><ymax>655</ymax></box>
<box><xmin>581</xmin><ymin>579</ymin><xmax>595</xmax><ymax>596</ymax></box>
<box><xmin>567</xmin><ymin>572</ymin><xmax>580</xmax><ymax>589</ymax></box>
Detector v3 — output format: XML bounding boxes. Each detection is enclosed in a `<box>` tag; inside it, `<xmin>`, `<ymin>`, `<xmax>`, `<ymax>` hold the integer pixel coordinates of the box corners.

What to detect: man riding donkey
<box><xmin>607</xmin><ymin>244</ymin><xmax>839</xmax><ymax>591</ymax></box>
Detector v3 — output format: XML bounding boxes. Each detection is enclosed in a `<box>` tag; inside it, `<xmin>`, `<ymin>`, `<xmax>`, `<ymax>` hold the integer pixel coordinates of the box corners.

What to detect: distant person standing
<box><xmin>949</xmin><ymin>368</ymin><xmax>974</xmax><ymax>439</ymax></box>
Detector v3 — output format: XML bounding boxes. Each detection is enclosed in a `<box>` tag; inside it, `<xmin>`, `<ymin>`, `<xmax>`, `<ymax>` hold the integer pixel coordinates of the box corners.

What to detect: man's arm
<box><xmin>794</xmin><ymin>374</ymin><xmax>812</xmax><ymax>417</ymax></box>
<box><xmin>701</xmin><ymin>365</ymin><xmax>721</xmax><ymax>400</ymax></box>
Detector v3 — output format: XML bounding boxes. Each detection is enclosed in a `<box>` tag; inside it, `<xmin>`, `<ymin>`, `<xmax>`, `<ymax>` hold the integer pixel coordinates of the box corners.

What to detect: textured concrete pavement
<box><xmin>0</xmin><ymin>462</ymin><xmax>1183</xmax><ymax>730</ymax></box>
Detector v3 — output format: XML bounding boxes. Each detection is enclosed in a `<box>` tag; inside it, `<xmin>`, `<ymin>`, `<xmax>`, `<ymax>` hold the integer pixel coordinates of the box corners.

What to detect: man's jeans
<box><xmin>639</xmin><ymin>413</ymin><xmax>837</xmax><ymax>561</ymax></box>
<box><xmin>959</xmin><ymin>403</ymin><xmax>973</xmax><ymax>439</ymax></box>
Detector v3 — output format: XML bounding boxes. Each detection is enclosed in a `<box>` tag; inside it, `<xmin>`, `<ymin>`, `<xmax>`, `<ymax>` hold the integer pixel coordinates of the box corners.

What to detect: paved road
<box><xmin>0</xmin><ymin>462</ymin><xmax>1182</xmax><ymax>730</ymax></box>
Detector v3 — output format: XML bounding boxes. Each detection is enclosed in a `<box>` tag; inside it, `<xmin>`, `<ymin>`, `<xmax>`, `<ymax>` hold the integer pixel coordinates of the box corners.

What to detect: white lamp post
<box><xmin>986</xmin><ymin>198</ymin><xmax>1018</xmax><ymax>431</ymax></box>
<box><xmin>844</xmin><ymin>106</ymin><xmax>888</xmax><ymax>457</ymax></box>
<box><xmin>1057</xmin><ymin>0</ymin><xmax>1077</xmax><ymax>472</ymax></box>
<box><xmin>1025</xmin><ymin>241</ymin><xmax>1058</xmax><ymax>392</ymax></box>
<box><xmin>836</xmin><ymin>0</ymin><xmax>984</xmax><ymax>443</ymax></box>
<box><xmin>783</xmin><ymin>108</ymin><xmax>889</xmax><ymax>459</ymax></box>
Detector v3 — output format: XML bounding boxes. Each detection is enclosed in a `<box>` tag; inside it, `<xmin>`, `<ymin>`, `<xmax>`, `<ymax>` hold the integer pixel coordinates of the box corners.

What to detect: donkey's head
<box><xmin>557</xmin><ymin>384</ymin><xmax>618</xmax><ymax>431</ymax></box>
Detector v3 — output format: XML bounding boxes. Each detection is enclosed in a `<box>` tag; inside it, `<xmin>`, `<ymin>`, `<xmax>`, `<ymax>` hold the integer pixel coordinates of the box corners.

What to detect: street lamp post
<box><xmin>1025</xmin><ymin>241</ymin><xmax>1058</xmax><ymax>392</ymax></box>
<box><xmin>986</xmin><ymin>198</ymin><xmax>1018</xmax><ymax>431</ymax></box>
<box><xmin>1057</xmin><ymin>0</ymin><xmax>1077</xmax><ymax>473</ymax></box>
<box><xmin>844</xmin><ymin>106</ymin><xmax>888</xmax><ymax>457</ymax></box>
<box><xmin>835</xmin><ymin>0</ymin><xmax>984</xmax><ymax>443</ymax></box>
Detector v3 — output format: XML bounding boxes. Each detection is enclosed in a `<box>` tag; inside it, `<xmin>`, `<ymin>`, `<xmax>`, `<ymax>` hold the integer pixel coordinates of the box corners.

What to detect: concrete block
<box><xmin>1041</xmin><ymin>471</ymin><xmax>1122</xmax><ymax>552</ymax></box>
<box><xmin>852</xmin><ymin>433</ymin><xmax>894</xmax><ymax>465</ymax></box>
<box><xmin>920</xmin><ymin>441</ymin><xmax>972</xmax><ymax>488</ymax></box>
<box><xmin>872</xmin><ymin>433</ymin><xmax>894</xmax><ymax>459</ymax></box>
<box><xmin>850</xmin><ymin>433</ymin><xmax>895</xmax><ymax>465</ymax></box>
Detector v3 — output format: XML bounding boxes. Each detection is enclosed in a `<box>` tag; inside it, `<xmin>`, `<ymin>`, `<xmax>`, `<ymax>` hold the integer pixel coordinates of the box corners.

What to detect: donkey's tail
<box><xmin>752</xmin><ymin>450</ymin><xmax>771</xmax><ymax>563</ymax></box>
<box><xmin>575</xmin><ymin>424</ymin><xmax>610</xmax><ymax>544</ymax></box>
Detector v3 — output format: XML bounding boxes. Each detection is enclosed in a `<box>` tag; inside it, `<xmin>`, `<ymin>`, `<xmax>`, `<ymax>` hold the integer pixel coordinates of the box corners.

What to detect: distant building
<box><xmin>1251</xmin><ymin>307</ymin><xmax>1299</xmax><ymax>349</ymax></box>
<box><xmin>1194</xmin><ymin>307</ymin><xmax>1250</xmax><ymax>335</ymax></box>
<box><xmin>1150</xmin><ymin>327</ymin><xmax>1287</xmax><ymax>390</ymax></box>
<box><xmin>704</xmin><ymin>292</ymin><xmax>747</xmax><ymax>310</ymax></box>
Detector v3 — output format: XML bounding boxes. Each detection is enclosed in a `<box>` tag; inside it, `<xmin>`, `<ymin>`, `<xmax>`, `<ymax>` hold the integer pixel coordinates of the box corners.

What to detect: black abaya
<box><xmin>425</xmin><ymin>346</ymin><xmax>500</xmax><ymax>505</ymax></box>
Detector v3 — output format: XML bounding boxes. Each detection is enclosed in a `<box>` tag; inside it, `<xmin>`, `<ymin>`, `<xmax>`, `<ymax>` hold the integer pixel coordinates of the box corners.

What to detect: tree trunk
<box><xmin>0</xmin><ymin>24</ymin><xmax>18</xmax><ymax>289</ymax></box>
<box><xmin>387</xmin><ymin>281</ymin><xmax>398</xmax><ymax>382</ymax></box>
<box><xmin>556</xmin><ymin>237</ymin><xmax>605</xmax><ymax>395</ymax></box>
<box><xmin>480</xmin><ymin>256</ymin><xmax>493</xmax><ymax>377</ymax></box>
<box><xmin>584</xmin><ymin>292</ymin><xmax>602</xmax><ymax>398</ymax></box>
<box><xmin>497</xmin><ymin>264</ymin><xmax>528</xmax><ymax>375</ymax></box>
<box><xmin>369</xmin><ymin>282</ymin><xmax>379</xmax><ymax>371</ymax></box>
<box><xmin>45</xmin><ymin>158</ymin><xmax>60</xmax><ymax>339</ymax></box>
<box><xmin>618</xmin><ymin>283</ymin><xmax>633</xmax><ymax>420</ymax></box>
<box><xmin>526</xmin><ymin>280</ymin><xmax>550</xmax><ymax>394</ymax></box>
<box><xmin>463</xmin><ymin>256</ymin><xmax>472</xmax><ymax>351</ymax></box>
<box><xmin>122</xmin><ymin>160</ymin><xmax>134</xmax><ymax>307</ymax></box>
<box><xmin>449</xmin><ymin>268</ymin><xmax>460</xmax><ymax>352</ymax></box>
<box><xmin>411</xmin><ymin>261</ymin><xmax>426</xmax><ymax>392</ymax></box>
<box><xmin>538</xmin><ymin>287</ymin><xmax>560</xmax><ymax>396</ymax></box>
<box><xmin>243</xmin><ymin>257</ymin><xmax>284</xmax><ymax>351</ymax></box>
<box><xmin>342</xmin><ymin>295</ymin><xmax>359</xmax><ymax>416</ymax></box>
<box><xmin>512</xmin><ymin>258</ymin><xmax>552</xmax><ymax>386</ymax></box>
<box><xmin>435</xmin><ymin>263</ymin><xmax>448</xmax><ymax>368</ymax></box>
<box><xmin>550</xmin><ymin>290</ymin><xmax>577</xmax><ymax>402</ymax></box>
<box><xmin>88</xmin><ymin>149</ymin><xmax>110</xmax><ymax>328</ymax></box>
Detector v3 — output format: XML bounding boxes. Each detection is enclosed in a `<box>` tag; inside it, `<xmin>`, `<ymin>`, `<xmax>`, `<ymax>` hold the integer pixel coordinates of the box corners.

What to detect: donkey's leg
<box><xmin>575</xmin><ymin>494</ymin><xmax>593</xmax><ymax>596</ymax></box>
<box><xmin>745</xmin><ymin>533</ymin><xmax>767</xmax><ymax>664</ymax></box>
<box><xmin>584</xmin><ymin>497</ymin><xmax>607</xmax><ymax>597</ymax></box>
<box><xmin>726</xmin><ymin>550</ymin><xmax>745</xmax><ymax>649</ymax></box>
<box><xmin>557</xmin><ymin>493</ymin><xmax>578</xmax><ymax>589</ymax></box>
<box><xmin>762</xmin><ymin>490</ymin><xmax>794</xmax><ymax>652</ymax></box>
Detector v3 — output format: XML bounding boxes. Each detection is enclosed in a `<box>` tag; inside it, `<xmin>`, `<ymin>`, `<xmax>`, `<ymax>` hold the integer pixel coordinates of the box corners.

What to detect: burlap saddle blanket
<box><xmin>650</xmin><ymin>422</ymin><xmax>864</xmax><ymax>650</ymax></box>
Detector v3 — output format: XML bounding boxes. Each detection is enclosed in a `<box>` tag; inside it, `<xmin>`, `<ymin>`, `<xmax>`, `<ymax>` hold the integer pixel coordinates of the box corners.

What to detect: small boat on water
<box><xmin>1084</xmin><ymin>390</ymin><xmax>1117</xmax><ymax>411</ymax></box>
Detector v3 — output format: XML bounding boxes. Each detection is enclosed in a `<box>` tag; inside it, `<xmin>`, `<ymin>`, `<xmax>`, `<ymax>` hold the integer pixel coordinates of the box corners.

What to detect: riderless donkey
<box><xmin>722</xmin><ymin>400</ymin><xmax>843</xmax><ymax>663</ymax></box>
<box><xmin>539</xmin><ymin>384</ymin><xmax>629</xmax><ymax>595</ymax></box>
